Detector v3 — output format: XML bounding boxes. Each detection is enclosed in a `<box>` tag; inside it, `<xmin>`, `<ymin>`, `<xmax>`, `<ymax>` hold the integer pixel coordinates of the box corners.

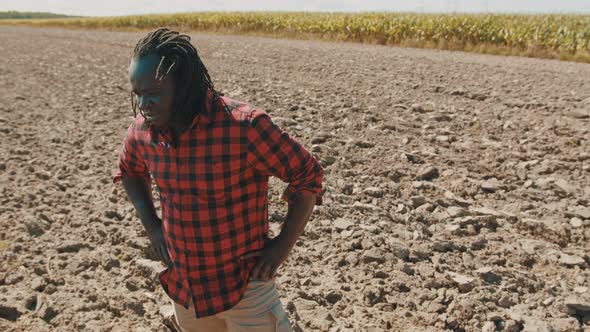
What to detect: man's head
<box><xmin>129</xmin><ymin>28</ymin><xmax>217</xmax><ymax>128</ymax></box>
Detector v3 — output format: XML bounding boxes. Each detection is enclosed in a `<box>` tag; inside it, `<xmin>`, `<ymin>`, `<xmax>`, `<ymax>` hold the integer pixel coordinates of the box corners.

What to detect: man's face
<box><xmin>129</xmin><ymin>54</ymin><xmax>175</xmax><ymax>128</ymax></box>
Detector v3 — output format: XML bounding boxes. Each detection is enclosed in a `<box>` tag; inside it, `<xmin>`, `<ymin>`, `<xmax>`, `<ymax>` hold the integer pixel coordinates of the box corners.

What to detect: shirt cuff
<box><xmin>113</xmin><ymin>171</ymin><xmax>151</xmax><ymax>184</ymax></box>
<box><xmin>281</xmin><ymin>186</ymin><xmax>323</xmax><ymax>206</ymax></box>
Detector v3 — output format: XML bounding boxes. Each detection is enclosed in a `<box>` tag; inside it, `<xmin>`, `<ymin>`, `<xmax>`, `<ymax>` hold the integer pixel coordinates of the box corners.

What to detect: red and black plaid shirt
<box><xmin>114</xmin><ymin>92</ymin><xmax>323</xmax><ymax>317</ymax></box>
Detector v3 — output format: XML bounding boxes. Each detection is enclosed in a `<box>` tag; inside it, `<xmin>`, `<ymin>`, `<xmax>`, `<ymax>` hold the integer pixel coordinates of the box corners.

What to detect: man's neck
<box><xmin>168</xmin><ymin>113</ymin><xmax>195</xmax><ymax>145</ymax></box>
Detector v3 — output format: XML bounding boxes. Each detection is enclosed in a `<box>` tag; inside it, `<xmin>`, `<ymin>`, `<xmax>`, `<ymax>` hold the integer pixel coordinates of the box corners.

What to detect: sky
<box><xmin>1</xmin><ymin>0</ymin><xmax>589</xmax><ymax>16</ymax></box>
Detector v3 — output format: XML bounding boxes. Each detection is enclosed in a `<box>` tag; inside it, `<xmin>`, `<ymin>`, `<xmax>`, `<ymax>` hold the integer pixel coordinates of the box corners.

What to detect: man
<box><xmin>114</xmin><ymin>28</ymin><xmax>323</xmax><ymax>331</ymax></box>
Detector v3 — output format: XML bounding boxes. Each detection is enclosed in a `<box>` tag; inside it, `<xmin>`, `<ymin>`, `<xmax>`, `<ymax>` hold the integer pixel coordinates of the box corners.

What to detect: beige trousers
<box><xmin>172</xmin><ymin>279</ymin><xmax>292</xmax><ymax>332</ymax></box>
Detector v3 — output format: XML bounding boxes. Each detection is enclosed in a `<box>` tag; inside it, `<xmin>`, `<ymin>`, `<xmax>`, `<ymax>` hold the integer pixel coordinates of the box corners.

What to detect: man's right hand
<box><xmin>121</xmin><ymin>176</ymin><xmax>172</xmax><ymax>266</ymax></box>
<box><xmin>147</xmin><ymin>225</ymin><xmax>171</xmax><ymax>266</ymax></box>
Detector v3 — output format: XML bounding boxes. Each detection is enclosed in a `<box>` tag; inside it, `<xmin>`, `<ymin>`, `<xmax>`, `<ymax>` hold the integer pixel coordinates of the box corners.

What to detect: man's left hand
<box><xmin>241</xmin><ymin>237</ymin><xmax>291</xmax><ymax>281</ymax></box>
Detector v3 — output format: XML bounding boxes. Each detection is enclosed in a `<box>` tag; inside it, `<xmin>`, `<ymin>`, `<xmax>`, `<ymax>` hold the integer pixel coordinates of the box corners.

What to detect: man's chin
<box><xmin>144</xmin><ymin>117</ymin><xmax>166</xmax><ymax>128</ymax></box>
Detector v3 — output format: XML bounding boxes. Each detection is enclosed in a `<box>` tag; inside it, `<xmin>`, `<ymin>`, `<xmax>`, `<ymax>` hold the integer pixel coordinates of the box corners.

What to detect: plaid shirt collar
<box><xmin>146</xmin><ymin>90</ymin><xmax>216</xmax><ymax>141</ymax></box>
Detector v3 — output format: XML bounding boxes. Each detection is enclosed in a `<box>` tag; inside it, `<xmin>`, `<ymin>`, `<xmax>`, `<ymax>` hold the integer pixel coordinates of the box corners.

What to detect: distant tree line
<box><xmin>0</xmin><ymin>11</ymin><xmax>74</xmax><ymax>19</ymax></box>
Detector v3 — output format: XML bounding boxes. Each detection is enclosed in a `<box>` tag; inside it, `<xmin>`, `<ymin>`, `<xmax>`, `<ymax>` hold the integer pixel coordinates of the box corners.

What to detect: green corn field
<box><xmin>3</xmin><ymin>12</ymin><xmax>590</xmax><ymax>62</ymax></box>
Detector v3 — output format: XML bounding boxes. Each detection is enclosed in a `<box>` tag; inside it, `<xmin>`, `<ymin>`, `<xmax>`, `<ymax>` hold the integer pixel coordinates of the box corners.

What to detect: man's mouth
<box><xmin>143</xmin><ymin>113</ymin><xmax>158</xmax><ymax>121</ymax></box>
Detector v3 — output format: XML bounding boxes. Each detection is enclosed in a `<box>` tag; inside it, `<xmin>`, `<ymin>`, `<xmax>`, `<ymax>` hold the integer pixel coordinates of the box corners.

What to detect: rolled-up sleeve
<box><xmin>113</xmin><ymin>124</ymin><xmax>150</xmax><ymax>184</ymax></box>
<box><xmin>246</xmin><ymin>110</ymin><xmax>323</xmax><ymax>205</ymax></box>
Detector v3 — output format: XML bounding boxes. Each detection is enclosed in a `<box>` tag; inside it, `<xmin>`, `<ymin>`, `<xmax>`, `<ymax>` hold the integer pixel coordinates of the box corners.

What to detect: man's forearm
<box><xmin>121</xmin><ymin>176</ymin><xmax>161</xmax><ymax>234</ymax></box>
<box><xmin>276</xmin><ymin>193</ymin><xmax>317</xmax><ymax>250</ymax></box>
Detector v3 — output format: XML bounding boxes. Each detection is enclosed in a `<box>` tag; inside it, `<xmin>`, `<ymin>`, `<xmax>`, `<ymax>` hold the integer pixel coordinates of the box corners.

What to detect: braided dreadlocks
<box><xmin>130</xmin><ymin>28</ymin><xmax>224</xmax><ymax>122</ymax></box>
